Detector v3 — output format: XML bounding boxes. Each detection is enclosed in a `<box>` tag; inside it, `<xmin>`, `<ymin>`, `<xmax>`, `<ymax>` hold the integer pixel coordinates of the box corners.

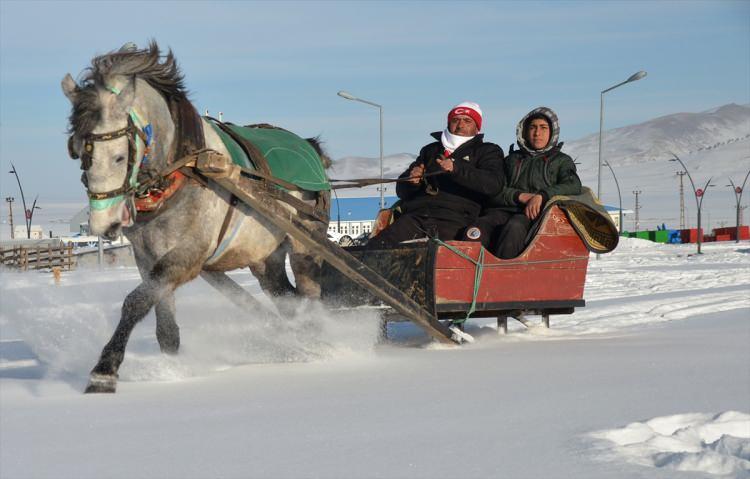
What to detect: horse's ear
<box><xmin>61</xmin><ymin>74</ymin><xmax>78</xmax><ymax>102</ymax></box>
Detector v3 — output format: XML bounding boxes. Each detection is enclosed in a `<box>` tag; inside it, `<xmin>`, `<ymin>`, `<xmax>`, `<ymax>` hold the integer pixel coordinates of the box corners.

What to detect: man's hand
<box><xmin>524</xmin><ymin>194</ymin><xmax>543</xmax><ymax>220</ymax></box>
<box><xmin>518</xmin><ymin>192</ymin><xmax>535</xmax><ymax>204</ymax></box>
<box><xmin>436</xmin><ymin>156</ymin><xmax>454</xmax><ymax>173</ymax></box>
<box><xmin>408</xmin><ymin>164</ymin><xmax>426</xmax><ymax>184</ymax></box>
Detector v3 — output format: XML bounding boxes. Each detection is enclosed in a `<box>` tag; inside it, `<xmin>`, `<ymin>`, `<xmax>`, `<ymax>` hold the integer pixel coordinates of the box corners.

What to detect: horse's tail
<box><xmin>306</xmin><ymin>136</ymin><xmax>331</xmax><ymax>169</ymax></box>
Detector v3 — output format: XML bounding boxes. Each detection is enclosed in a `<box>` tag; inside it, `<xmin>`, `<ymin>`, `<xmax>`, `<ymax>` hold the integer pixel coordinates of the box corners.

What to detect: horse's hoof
<box><xmin>159</xmin><ymin>344</ymin><xmax>179</xmax><ymax>355</ymax></box>
<box><xmin>84</xmin><ymin>374</ymin><xmax>118</xmax><ymax>394</ymax></box>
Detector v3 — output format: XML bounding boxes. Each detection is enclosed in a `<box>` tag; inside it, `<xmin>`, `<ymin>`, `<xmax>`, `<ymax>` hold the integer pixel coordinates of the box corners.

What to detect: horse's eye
<box><xmin>115</xmin><ymin>155</ymin><xmax>126</xmax><ymax>164</ymax></box>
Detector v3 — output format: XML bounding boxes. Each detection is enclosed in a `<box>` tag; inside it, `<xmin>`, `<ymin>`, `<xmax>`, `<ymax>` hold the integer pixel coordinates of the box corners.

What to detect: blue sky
<box><xmin>1</xmin><ymin>0</ymin><xmax>748</xmax><ymax>201</ymax></box>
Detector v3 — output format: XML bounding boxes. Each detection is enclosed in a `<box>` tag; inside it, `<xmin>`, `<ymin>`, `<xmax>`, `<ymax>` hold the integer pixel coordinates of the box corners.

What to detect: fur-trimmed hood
<box><xmin>515</xmin><ymin>106</ymin><xmax>560</xmax><ymax>156</ymax></box>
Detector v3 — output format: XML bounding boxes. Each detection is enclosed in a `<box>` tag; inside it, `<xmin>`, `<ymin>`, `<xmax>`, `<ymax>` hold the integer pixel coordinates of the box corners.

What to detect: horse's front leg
<box><xmin>85</xmin><ymin>281</ymin><xmax>165</xmax><ymax>393</ymax></box>
<box><xmin>155</xmin><ymin>292</ymin><xmax>179</xmax><ymax>354</ymax></box>
<box><xmin>86</xmin><ymin>249</ymin><xmax>201</xmax><ymax>394</ymax></box>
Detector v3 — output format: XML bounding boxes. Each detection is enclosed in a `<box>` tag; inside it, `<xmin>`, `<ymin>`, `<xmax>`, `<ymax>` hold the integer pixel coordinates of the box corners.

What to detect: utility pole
<box><xmin>633</xmin><ymin>190</ymin><xmax>642</xmax><ymax>232</ymax></box>
<box><xmin>5</xmin><ymin>197</ymin><xmax>14</xmax><ymax>239</ymax></box>
<box><xmin>676</xmin><ymin>171</ymin><xmax>687</xmax><ymax>229</ymax></box>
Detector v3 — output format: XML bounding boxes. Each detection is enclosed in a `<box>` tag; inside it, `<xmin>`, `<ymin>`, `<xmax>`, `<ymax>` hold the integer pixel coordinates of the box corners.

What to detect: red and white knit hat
<box><xmin>448</xmin><ymin>102</ymin><xmax>483</xmax><ymax>131</ymax></box>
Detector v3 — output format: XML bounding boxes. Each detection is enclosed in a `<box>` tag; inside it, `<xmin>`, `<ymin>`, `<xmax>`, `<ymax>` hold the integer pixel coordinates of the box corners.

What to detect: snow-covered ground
<box><xmin>1</xmin><ymin>238</ymin><xmax>748</xmax><ymax>478</ymax></box>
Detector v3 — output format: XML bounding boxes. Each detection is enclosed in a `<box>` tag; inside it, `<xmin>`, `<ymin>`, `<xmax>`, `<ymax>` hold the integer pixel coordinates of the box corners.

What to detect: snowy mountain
<box><xmin>567</xmin><ymin>103</ymin><xmax>750</xmax><ymax>168</ymax></box>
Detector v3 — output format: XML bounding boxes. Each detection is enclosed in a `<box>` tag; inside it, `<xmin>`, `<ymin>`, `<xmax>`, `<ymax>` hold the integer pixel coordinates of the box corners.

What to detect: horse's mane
<box><xmin>67</xmin><ymin>41</ymin><xmax>187</xmax><ymax>137</ymax></box>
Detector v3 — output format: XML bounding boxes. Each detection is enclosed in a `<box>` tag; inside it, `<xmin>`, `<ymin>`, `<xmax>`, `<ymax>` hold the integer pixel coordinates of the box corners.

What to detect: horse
<box><xmin>62</xmin><ymin>42</ymin><xmax>331</xmax><ymax>393</ymax></box>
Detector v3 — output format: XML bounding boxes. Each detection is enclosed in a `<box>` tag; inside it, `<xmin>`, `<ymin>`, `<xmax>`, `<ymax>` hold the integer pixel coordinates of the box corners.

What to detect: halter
<box><xmin>68</xmin><ymin>87</ymin><xmax>152</xmax><ymax>212</ymax></box>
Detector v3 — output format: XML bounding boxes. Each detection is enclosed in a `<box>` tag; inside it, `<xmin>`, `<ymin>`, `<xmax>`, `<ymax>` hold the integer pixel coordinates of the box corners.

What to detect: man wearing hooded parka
<box><xmin>479</xmin><ymin>106</ymin><xmax>582</xmax><ymax>259</ymax></box>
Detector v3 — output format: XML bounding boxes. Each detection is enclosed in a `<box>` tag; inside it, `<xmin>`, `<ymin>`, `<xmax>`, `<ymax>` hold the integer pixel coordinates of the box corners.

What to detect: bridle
<box><xmin>68</xmin><ymin>96</ymin><xmax>152</xmax><ymax>212</ymax></box>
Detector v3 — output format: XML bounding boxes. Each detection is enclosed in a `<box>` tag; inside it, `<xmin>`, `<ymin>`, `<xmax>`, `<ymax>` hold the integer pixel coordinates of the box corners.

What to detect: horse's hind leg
<box><xmin>288</xmin><ymin>237</ymin><xmax>324</xmax><ymax>299</ymax></box>
<box><xmin>155</xmin><ymin>293</ymin><xmax>179</xmax><ymax>354</ymax></box>
<box><xmin>250</xmin><ymin>243</ymin><xmax>295</xmax><ymax>298</ymax></box>
<box><xmin>248</xmin><ymin>242</ymin><xmax>297</xmax><ymax>316</ymax></box>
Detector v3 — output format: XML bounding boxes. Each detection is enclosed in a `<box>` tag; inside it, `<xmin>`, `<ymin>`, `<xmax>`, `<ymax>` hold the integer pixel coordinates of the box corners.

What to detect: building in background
<box><xmin>328</xmin><ymin>199</ymin><xmax>634</xmax><ymax>237</ymax></box>
<box><xmin>328</xmin><ymin>196</ymin><xmax>397</xmax><ymax>239</ymax></box>
<box><xmin>69</xmin><ymin>206</ymin><xmax>90</xmax><ymax>235</ymax></box>
<box><xmin>604</xmin><ymin>205</ymin><xmax>634</xmax><ymax>232</ymax></box>
<box><xmin>13</xmin><ymin>225</ymin><xmax>44</xmax><ymax>239</ymax></box>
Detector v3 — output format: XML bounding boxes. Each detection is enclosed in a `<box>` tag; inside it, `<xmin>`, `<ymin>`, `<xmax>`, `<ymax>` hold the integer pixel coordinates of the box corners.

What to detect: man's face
<box><xmin>526</xmin><ymin>118</ymin><xmax>551</xmax><ymax>150</ymax></box>
<box><xmin>448</xmin><ymin>115</ymin><xmax>479</xmax><ymax>137</ymax></box>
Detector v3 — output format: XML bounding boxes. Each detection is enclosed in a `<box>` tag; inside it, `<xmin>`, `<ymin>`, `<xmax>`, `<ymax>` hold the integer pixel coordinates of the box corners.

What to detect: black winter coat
<box><xmin>396</xmin><ymin>132</ymin><xmax>504</xmax><ymax>222</ymax></box>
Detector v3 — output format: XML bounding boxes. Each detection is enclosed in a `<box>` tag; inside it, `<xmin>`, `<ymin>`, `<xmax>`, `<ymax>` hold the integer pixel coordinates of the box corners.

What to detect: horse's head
<box><xmin>62</xmin><ymin>42</ymin><xmax>181</xmax><ymax>239</ymax></box>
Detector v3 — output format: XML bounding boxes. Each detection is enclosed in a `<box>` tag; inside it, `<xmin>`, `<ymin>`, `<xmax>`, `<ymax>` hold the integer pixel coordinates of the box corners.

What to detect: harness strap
<box><xmin>241</xmin><ymin>165</ymin><xmax>309</xmax><ymax>192</ymax></box>
<box><xmin>233</xmin><ymin>165</ymin><xmax>329</xmax><ymax>223</ymax></box>
<box><xmin>214</xmin><ymin>195</ymin><xmax>238</xmax><ymax>251</ymax></box>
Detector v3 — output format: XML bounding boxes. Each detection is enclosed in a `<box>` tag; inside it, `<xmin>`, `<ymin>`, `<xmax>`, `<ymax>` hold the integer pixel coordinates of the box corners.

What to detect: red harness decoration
<box><xmin>134</xmin><ymin>170</ymin><xmax>187</xmax><ymax>212</ymax></box>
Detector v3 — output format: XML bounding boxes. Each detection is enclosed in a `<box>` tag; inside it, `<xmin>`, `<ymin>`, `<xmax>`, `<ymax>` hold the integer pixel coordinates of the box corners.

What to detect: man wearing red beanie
<box><xmin>368</xmin><ymin>102</ymin><xmax>504</xmax><ymax>248</ymax></box>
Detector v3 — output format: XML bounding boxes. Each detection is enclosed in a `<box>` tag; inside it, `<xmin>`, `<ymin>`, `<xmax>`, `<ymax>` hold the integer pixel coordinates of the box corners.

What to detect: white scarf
<box><xmin>440</xmin><ymin>129</ymin><xmax>475</xmax><ymax>155</ymax></box>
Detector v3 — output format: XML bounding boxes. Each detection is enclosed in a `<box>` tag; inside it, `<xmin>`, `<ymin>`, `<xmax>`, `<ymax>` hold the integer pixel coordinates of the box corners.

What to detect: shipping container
<box><xmin>679</xmin><ymin>228</ymin><xmax>703</xmax><ymax>243</ymax></box>
<box><xmin>649</xmin><ymin>230</ymin><xmax>670</xmax><ymax>243</ymax></box>
<box><xmin>715</xmin><ymin>234</ymin><xmax>731</xmax><ymax>242</ymax></box>
<box><xmin>668</xmin><ymin>230</ymin><xmax>682</xmax><ymax>244</ymax></box>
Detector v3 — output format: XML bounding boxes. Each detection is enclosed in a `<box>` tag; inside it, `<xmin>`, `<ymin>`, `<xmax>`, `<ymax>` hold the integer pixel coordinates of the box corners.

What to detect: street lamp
<box><xmin>8</xmin><ymin>162</ymin><xmax>40</xmax><ymax>239</ymax></box>
<box><xmin>597</xmin><ymin>71</ymin><xmax>647</xmax><ymax>202</ymax></box>
<box><xmin>604</xmin><ymin>161</ymin><xmax>623</xmax><ymax>234</ymax></box>
<box><xmin>727</xmin><ymin>168</ymin><xmax>750</xmax><ymax>243</ymax></box>
<box><xmin>669</xmin><ymin>154</ymin><xmax>713</xmax><ymax>254</ymax></box>
<box><xmin>337</xmin><ymin>90</ymin><xmax>385</xmax><ymax>209</ymax></box>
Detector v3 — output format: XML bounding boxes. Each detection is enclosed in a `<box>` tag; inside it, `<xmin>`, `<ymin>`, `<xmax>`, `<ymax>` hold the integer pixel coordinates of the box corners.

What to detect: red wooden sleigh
<box><xmin>321</xmin><ymin>204</ymin><xmax>592</xmax><ymax>332</ymax></box>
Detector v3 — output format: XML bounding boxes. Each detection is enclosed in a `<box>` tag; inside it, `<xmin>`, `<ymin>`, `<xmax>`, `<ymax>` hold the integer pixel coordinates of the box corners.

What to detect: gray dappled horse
<box><xmin>62</xmin><ymin>43</ymin><xmax>330</xmax><ymax>393</ymax></box>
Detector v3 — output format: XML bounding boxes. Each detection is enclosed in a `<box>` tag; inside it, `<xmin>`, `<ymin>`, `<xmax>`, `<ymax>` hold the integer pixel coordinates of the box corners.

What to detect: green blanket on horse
<box><xmin>206</xmin><ymin>119</ymin><xmax>330</xmax><ymax>192</ymax></box>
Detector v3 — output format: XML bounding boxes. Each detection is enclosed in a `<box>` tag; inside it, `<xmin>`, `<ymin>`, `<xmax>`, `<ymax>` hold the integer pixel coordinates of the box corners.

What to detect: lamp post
<box><xmin>604</xmin><ymin>161</ymin><xmax>623</xmax><ymax>234</ymax></box>
<box><xmin>727</xmin><ymin>168</ymin><xmax>750</xmax><ymax>243</ymax></box>
<box><xmin>337</xmin><ymin>91</ymin><xmax>384</xmax><ymax>209</ymax></box>
<box><xmin>597</xmin><ymin>71</ymin><xmax>647</xmax><ymax>202</ymax></box>
<box><xmin>669</xmin><ymin>154</ymin><xmax>713</xmax><ymax>254</ymax></box>
<box><xmin>8</xmin><ymin>162</ymin><xmax>40</xmax><ymax>239</ymax></box>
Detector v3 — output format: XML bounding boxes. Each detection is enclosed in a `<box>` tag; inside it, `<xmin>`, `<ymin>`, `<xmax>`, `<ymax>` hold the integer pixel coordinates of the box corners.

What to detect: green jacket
<box><xmin>487</xmin><ymin>143</ymin><xmax>582</xmax><ymax>212</ymax></box>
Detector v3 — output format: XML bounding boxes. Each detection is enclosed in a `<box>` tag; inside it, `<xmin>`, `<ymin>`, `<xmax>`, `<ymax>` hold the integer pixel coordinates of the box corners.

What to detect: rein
<box><xmin>328</xmin><ymin>170</ymin><xmax>447</xmax><ymax>190</ymax></box>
